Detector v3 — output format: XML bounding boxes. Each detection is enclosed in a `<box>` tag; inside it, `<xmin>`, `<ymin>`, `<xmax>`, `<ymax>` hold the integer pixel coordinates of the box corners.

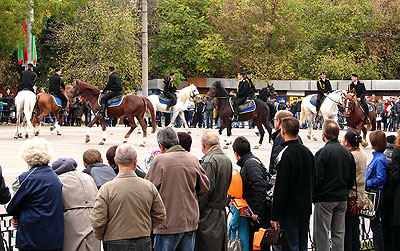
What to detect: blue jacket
<box><xmin>7</xmin><ymin>165</ymin><xmax>64</xmax><ymax>250</ymax></box>
<box><xmin>229</xmin><ymin>204</ymin><xmax>249</xmax><ymax>251</ymax></box>
<box><xmin>366</xmin><ymin>152</ymin><xmax>387</xmax><ymax>191</ymax></box>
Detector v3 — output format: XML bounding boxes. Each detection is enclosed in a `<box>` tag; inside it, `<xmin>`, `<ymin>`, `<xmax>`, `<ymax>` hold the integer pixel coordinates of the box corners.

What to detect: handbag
<box><xmin>359</xmin><ymin>189</ymin><xmax>381</xmax><ymax>219</ymax></box>
<box><xmin>262</xmin><ymin>228</ymin><xmax>286</xmax><ymax>246</ymax></box>
<box><xmin>227</xmin><ymin>228</ymin><xmax>242</xmax><ymax>251</ymax></box>
<box><xmin>346</xmin><ymin>173</ymin><xmax>361</xmax><ymax>215</ymax></box>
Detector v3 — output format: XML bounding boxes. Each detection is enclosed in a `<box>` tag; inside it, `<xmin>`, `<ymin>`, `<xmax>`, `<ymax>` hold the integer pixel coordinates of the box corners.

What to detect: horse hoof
<box><xmin>313</xmin><ymin>137</ymin><xmax>317</xmax><ymax>141</ymax></box>
<box><xmin>99</xmin><ymin>141</ymin><xmax>105</xmax><ymax>145</ymax></box>
<box><xmin>50</xmin><ymin>126</ymin><xmax>55</xmax><ymax>131</ymax></box>
<box><xmin>123</xmin><ymin>140</ymin><xmax>127</xmax><ymax>144</ymax></box>
<box><xmin>223</xmin><ymin>145</ymin><xmax>228</xmax><ymax>149</ymax></box>
<box><xmin>14</xmin><ymin>136</ymin><xmax>18</xmax><ymax>139</ymax></box>
<box><xmin>187</xmin><ymin>131</ymin><xmax>191</xmax><ymax>134</ymax></box>
<box><xmin>110</xmin><ymin>132</ymin><xmax>114</xmax><ymax>135</ymax></box>
<box><xmin>255</xmin><ymin>132</ymin><xmax>260</xmax><ymax>136</ymax></box>
<box><xmin>254</xmin><ymin>145</ymin><xmax>260</xmax><ymax>149</ymax></box>
<box><xmin>57</xmin><ymin>132</ymin><xmax>62</xmax><ymax>136</ymax></box>
<box><xmin>25</xmin><ymin>134</ymin><xmax>29</xmax><ymax>139</ymax></box>
<box><xmin>85</xmin><ymin>136</ymin><xmax>90</xmax><ymax>143</ymax></box>
<box><xmin>137</xmin><ymin>131</ymin><xmax>142</xmax><ymax>134</ymax></box>
<box><xmin>34</xmin><ymin>131</ymin><xmax>39</xmax><ymax>136</ymax></box>
<box><xmin>307</xmin><ymin>135</ymin><xmax>311</xmax><ymax>140</ymax></box>
<box><xmin>140</xmin><ymin>143</ymin><xmax>145</xmax><ymax>147</ymax></box>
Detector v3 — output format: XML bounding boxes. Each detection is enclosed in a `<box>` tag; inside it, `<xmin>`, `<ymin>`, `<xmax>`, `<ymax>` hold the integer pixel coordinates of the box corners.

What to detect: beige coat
<box><xmin>146</xmin><ymin>145</ymin><xmax>210</xmax><ymax>235</ymax></box>
<box><xmin>58</xmin><ymin>171</ymin><xmax>100</xmax><ymax>251</ymax></box>
<box><xmin>349</xmin><ymin>149</ymin><xmax>372</xmax><ymax>209</ymax></box>
<box><xmin>90</xmin><ymin>170</ymin><xmax>166</xmax><ymax>242</ymax></box>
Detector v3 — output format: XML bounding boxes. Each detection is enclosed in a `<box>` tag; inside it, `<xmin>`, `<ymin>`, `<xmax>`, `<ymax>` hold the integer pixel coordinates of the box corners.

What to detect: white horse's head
<box><xmin>178</xmin><ymin>84</ymin><xmax>200</xmax><ymax>102</ymax></box>
<box><xmin>330</xmin><ymin>90</ymin><xmax>347</xmax><ymax>103</ymax></box>
<box><xmin>189</xmin><ymin>84</ymin><xmax>200</xmax><ymax>99</ymax></box>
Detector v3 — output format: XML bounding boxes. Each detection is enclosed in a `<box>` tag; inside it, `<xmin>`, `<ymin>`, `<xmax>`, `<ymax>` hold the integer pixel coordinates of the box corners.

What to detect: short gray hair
<box><xmin>157</xmin><ymin>127</ymin><xmax>179</xmax><ymax>149</ymax></box>
<box><xmin>115</xmin><ymin>144</ymin><xmax>137</xmax><ymax>165</ymax></box>
<box><xmin>20</xmin><ymin>137</ymin><xmax>54</xmax><ymax>167</ymax></box>
<box><xmin>202</xmin><ymin>131</ymin><xmax>220</xmax><ymax>146</ymax></box>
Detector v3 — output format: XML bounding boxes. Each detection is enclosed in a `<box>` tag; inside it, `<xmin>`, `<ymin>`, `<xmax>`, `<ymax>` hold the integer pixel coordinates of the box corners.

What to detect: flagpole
<box><xmin>141</xmin><ymin>0</ymin><xmax>148</xmax><ymax>97</ymax></box>
<box><xmin>25</xmin><ymin>0</ymin><xmax>34</xmax><ymax>70</ymax></box>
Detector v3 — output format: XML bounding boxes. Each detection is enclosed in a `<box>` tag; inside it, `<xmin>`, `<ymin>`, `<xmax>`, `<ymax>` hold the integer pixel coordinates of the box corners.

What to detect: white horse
<box><xmin>147</xmin><ymin>84</ymin><xmax>200</xmax><ymax>132</ymax></box>
<box><xmin>14</xmin><ymin>90</ymin><xmax>37</xmax><ymax>139</ymax></box>
<box><xmin>299</xmin><ymin>90</ymin><xmax>346</xmax><ymax>141</ymax></box>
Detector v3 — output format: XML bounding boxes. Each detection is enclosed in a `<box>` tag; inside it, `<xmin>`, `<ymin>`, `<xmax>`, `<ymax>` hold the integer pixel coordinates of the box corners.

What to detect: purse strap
<box><xmin>349</xmin><ymin>148</ymin><xmax>359</xmax><ymax>202</ymax></box>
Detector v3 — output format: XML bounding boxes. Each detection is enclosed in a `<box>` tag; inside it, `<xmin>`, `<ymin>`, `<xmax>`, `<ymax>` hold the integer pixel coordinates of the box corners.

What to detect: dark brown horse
<box><xmin>71</xmin><ymin>79</ymin><xmax>156</xmax><ymax>146</ymax></box>
<box><xmin>206</xmin><ymin>81</ymin><xmax>275</xmax><ymax>149</ymax></box>
<box><xmin>33</xmin><ymin>85</ymin><xmax>74</xmax><ymax>136</ymax></box>
<box><xmin>343</xmin><ymin>93</ymin><xmax>376</xmax><ymax>147</ymax></box>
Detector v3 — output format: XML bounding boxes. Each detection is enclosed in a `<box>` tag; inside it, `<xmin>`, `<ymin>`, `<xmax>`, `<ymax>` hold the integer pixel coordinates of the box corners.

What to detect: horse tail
<box><xmin>143</xmin><ymin>97</ymin><xmax>157</xmax><ymax>133</ymax></box>
<box><xmin>299</xmin><ymin>102</ymin><xmax>306</xmax><ymax>125</ymax></box>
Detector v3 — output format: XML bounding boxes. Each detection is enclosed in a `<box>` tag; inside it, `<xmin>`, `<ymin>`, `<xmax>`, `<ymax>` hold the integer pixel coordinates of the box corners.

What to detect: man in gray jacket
<box><xmin>204</xmin><ymin>96</ymin><xmax>216</xmax><ymax>129</ymax></box>
<box><xmin>195</xmin><ymin>131</ymin><xmax>232</xmax><ymax>251</ymax></box>
<box><xmin>83</xmin><ymin>149</ymin><xmax>116</xmax><ymax>189</ymax></box>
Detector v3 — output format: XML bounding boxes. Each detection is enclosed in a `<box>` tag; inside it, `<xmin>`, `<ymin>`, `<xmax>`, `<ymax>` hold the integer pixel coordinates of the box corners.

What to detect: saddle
<box><xmin>158</xmin><ymin>92</ymin><xmax>177</xmax><ymax>106</ymax></box>
<box><xmin>50</xmin><ymin>95</ymin><xmax>62</xmax><ymax>107</ymax></box>
<box><xmin>229</xmin><ymin>98</ymin><xmax>256</xmax><ymax>114</ymax></box>
<box><xmin>98</xmin><ymin>93</ymin><xmax>124</xmax><ymax>107</ymax></box>
<box><xmin>358</xmin><ymin>103</ymin><xmax>373</xmax><ymax>113</ymax></box>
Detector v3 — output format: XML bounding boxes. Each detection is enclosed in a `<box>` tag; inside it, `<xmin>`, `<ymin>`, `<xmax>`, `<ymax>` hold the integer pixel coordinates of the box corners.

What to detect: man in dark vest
<box><xmin>348</xmin><ymin>73</ymin><xmax>370</xmax><ymax>124</ymax></box>
<box><xmin>99</xmin><ymin>66</ymin><xmax>123</xmax><ymax>118</ymax></box>
<box><xmin>233</xmin><ymin>72</ymin><xmax>252</xmax><ymax>121</ymax></box>
<box><xmin>246</xmin><ymin>71</ymin><xmax>258</xmax><ymax>98</ymax></box>
<box><xmin>163</xmin><ymin>72</ymin><xmax>177</xmax><ymax>111</ymax></box>
<box><xmin>18</xmin><ymin>63</ymin><xmax>37</xmax><ymax>93</ymax></box>
<box><xmin>316</xmin><ymin>72</ymin><xmax>332</xmax><ymax>116</ymax></box>
<box><xmin>49</xmin><ymin>69</ymin><xmax>67</xmax><ymax>116</ymax></box>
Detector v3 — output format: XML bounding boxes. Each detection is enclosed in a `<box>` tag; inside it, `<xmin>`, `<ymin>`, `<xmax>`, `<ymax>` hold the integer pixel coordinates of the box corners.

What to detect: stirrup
<box><xmin>232</xmin><ymin>114</ymin><xmax>239</xmax><ymax>121</ymax></box>
<box><xmin>97</xmin><ymin>111</ymin><xmax>105</xmax><ymax>119</ymax></box>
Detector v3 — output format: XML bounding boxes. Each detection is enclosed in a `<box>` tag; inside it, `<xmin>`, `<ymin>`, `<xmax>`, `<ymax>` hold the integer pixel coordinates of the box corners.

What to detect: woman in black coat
<box><xmin>391</xmin><ymin>131</ymin><xmax>400</xmax><ymax>251</ymax></box>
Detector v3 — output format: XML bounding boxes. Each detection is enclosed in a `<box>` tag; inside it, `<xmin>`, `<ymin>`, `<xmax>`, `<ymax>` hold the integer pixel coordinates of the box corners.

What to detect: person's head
<box><xmin>322</xmin><ymin>119</ymin><xmax>340</xmax><ymax>142</ymax></box>
<box><xmin>157</xmin><ymin>127</ymin><xmax>179</xmax><ymax>153</ymax></box>
<box><xmin>170</xmin><ymin>72</ymin><xmax>175</xmax><ymax>79</ymax></box>
<box><xmin>5</xmin><ymin>89</ymin><xmax>10</xmax><ymax>95</ymax></box>
<box><xmin>108</xmin><ymin>65</ymin><xmax>115</xmax><ymax>73</ymax></box>
<box><xmin>83</xmin><ymin>149</ymin><xmax>103</xmax><ymax>167</ymax></box>
<box><xmin>274</xmin><ymin>110</ymin><xmax>293</xmax><ymax>130</ymax></box>
<box><xmin>279</xmin><ymin>99</ymin><xmax>284</xmax><ymax>103</ymax></box>
<box><xmin>20</xmin><ymin>137</ymin><xmax>54</xmax><ymax>168</ymax></box>
<box><xmin>52</xmin><ymin>158</ymin><xmax>77</xmax><ymax>175</ymax></box>
<box><xmin>369</xmin><ymin>130</ymin><xmax>387</xmax><ymax>153</ymax></box>
<box><xmin>237</xmin><ymin>72</ymin><xmax>245</xmax><ymax>80</ymax></box>
<box><xmin>177</xmin><ymin>132</ymin><xmax>192</xmax><ymax>152</ymax></box>
<box><xmin>293</xmin><ymin>98</ymin><xmax>297</xmax><ymax>102</ymax></box>
<box><xmin>281</xmin><ymin>117</ymin><xmax>299</xmax><ymax>141</ymax></box>
<box><xmin>351</xmin><ymin>73</ymin><xmax>358</xmax><ymax>82</ymax></box>
<box><xmin>246</xmin><ymin>71</ymin><xmax>252</xmax><ymax>78</ymax></box>
<box><xmin>27</xmin><ymin>63</ymin><xmax>34</xmax><ymax>70</ymax></box>
<box><xmin>201</xmin><ymin>131</ymin><xmax>220</xmax><ymax>154</ymax></box>
<box><xmin>106</xmin><ymin>145</ymin><xmax>119</xmax><ymax>167</ymax></box>
<box><xmin>55</xmin><ymin>68</ymin><xmax>62</xmax><ymax>75</ymax></box>
<box><xmin>232</xmin><ymin>136</ymin><xmax>250</xmax><ymax>160</ymax></box>
<box><xmin>343</xmin><ymin>128</ymin><xmax>362</xmax><ymax>149</ymax></box>
<box><xmin>320</xmin><ymin>72</ymin><xmax>326</xmax><ymax>79</ymax></box>
<box><xmin>115</xmin><ymin>144</ymin><xmax>138</xmax><ymax>171</ymax></box>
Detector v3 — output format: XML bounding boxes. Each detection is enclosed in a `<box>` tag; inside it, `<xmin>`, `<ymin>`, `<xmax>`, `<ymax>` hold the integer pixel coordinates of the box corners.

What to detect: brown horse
<box><xmin>71</xmin><ymin>79</ymin><xmax>156</xmax><ymax>146</ymax></box>
<box><xmin>33</xmin><ymin>85</ymin><xmax>74</xmax><ymax>136</ymax></box>
<box><xmin>343</xmin><ymin>93</ymin><xmax>376</xmax><ymax>147</ymax></box>
<box><xmin>206</xmin><ymin>81</ymin><xmax>275</xmax><ymax>149</ymax></box>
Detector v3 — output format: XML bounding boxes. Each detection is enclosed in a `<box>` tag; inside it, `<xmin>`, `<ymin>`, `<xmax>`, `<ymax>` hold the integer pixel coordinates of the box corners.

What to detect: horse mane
<box><xmin>346</xmin><ymin>93</ymin><xmax>358</xmax><ymax>104</ymax></box>
<box><xmin>76</xmin><ymin>79</ymin><xmax>101</xmax><ymax>95</ymax></box>
<box><xmin>213</xmin><ymin>81</ymin><xmax>229</xmax><ymax>96</ymax></box>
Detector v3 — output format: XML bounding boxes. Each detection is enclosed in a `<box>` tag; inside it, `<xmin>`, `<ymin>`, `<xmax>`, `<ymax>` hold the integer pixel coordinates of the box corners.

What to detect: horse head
<box><xmin>69</xmin><ymin>80</ymin><xmax>82</xmax><ymax>99</ymax></box>
<box><xmin>266</xmin><ymin>83</ymin><xmax>278</xmax><ymax>99</ymax></box>
<box><xmin>189</xmin><ymin>84</ymin><xmax>200</xmax><ymax>99</ymax></box>
<box><xmin>343</xmin><ymin>93</ymin><xmax>357</xmax><ymax>117</ymax></box>
<box><xmin>207</xmin><ymin>81</ymin><xmax>228</xmax><ymax>99</ymax></box>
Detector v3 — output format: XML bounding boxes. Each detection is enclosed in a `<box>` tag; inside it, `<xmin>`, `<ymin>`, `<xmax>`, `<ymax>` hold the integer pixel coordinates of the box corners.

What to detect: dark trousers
<box><xmin>234</xmin><ymin>97</ymin><xmax>247</xmax><ymax>114</ymax></box>
<box><xmin>205</xmin><ymin>109</ymin><xmax>213</xmax><ymax>128</ymax></box>
<box><xmin>344</xmin><ymin>213</ymin><xmax>360</xmax><ymax>251</ymax></box>
<box><xmin>155</xmin><ymin>231</ymin><xmax>196</xmax><ymax>251</ymax></box>
<box><xmin>164</xmin><ymin>91</ymin><xmax>177</xmax><ymax>108</ymax></box>
<box><xmin>316</xmin><ymin>94</ymin><xmax>324</xmax><ymax>112</ymax></box>
<box><xmin>371</xmin><ymin>195</ymin><xmax>384</xmax><ymax>251</ymax></box>
<box><xmin>278</xmin><ymin>215</ymin><xmax>309</xmax><ymax>251</ymax></box>
<box><xmin>360</xmin><ymin>98</ymin><xmax>369</xmax><ymax>119</ymax></box>
<box><xmin>193</xmin><ymin>112</ymin><xmax>203</xmax><ymax>128</ymax></box>
<box><xmin>382</xmin><ymin>195</ymin><xmax>394</xmax><ymax>251</ymax></box>
<box><xmin>104</xmin><ymin>236</ymin><xmax>152</xmax><ymax>251</ymax></box>
<box><xmin>391</xmin><ymin>225</ymin><xmax>400</xmax><ymax>251</ymax></box>
<box><xmin>101</xmin><ymin>91</ymin><xmax>120</xmax><ymax>107</ymax></box>
<box><xmin>53</xmin><ymin>90</ymin><xmax>67</xmax><ymax>109</ymax></box>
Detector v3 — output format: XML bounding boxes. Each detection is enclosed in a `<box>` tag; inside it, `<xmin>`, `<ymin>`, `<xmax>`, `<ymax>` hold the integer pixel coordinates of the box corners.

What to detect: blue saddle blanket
<box><xmin>51</xmin><ymin>95</ymin><xmax>62</xmax><ymax>107</ymax></box>
<box><xmin>358</xmin><ymin>103</ymin><xmax>373</xmax><ymax>112</ymax></box>
<box><xmin>159</xmin><ymin>94</ymin><xmax>177</xmax><ymax>106</ymax></box>
<box><xmin>97</xmin><ymin>96</ymin><xmax>125</xmax><ymax>108</ymax></box>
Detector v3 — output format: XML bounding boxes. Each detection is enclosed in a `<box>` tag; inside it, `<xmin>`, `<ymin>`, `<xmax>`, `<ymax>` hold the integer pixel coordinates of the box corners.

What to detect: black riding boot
<box><xmin>232</xmin><ymin>108</ymin><xmax>239</xmax><ymax>121</ymax></box>
<box><xmin>98</xmin><ymin>104</ymin><xmax>106</xmax><ymax>118</ymax></box>
<box><xmin>365</xmin><ymin>113</ymin><xmax>370</xmax><ymax>124</ymax></box>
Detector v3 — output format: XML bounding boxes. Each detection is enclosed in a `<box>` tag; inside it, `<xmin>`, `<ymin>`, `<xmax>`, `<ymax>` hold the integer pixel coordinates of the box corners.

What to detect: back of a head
<box><xmin>322</xmin><ymin>119</ymin><xmax>340</xmax><ymax>141</ymax></box>
<box><xmin>157</xmin><ymin>127</ymin><xmax>179</xmax><ymax>149</ymax></box>
<box><xmin>281</xmin><ymin>117</ymin><xmax>299</xmax><ymax>138</ymax></box>
<box><xmin>344</xmin><ymin>128</ymin><xmax>362</xmax><ymax>148</ymax></box>
<box><xmin>115</xmin><ymin>144</ymin><xmax>137</xmax><ymax>166</ymax></box>
<box><xmin>83</xmin><ymin>149</ymin><xmax>102</xmax><ymax>165</ymax></box>
<box><xmin>20</xmin><ymin>137</ymin><xmax>54</xmax><ymax>167</ymax></box>
<box><xmin>275</xmin><ymin>110</ymin><xmax>293</xmax><ymax>121</ymax></box>
<box><xmin>369</xmin><ymin>130</ymin><xmax>387</xmax><ymax>153</ymax></box>
<box><xmin>202</xmin><ymin>131</ymin><xmax>219</xmax><ymax>147</ymax></box>
<box><xmin>177</xmin><ymin>132</ymin><xmax>192</xmax><ymax>152</ymax></box>
<box><xmin>232</xmin><ymin>136</ymin><xmax>250</xmax><ymax>157</ymax></box>
<box><xmin>106</xmin><ymin>145</ymin><xmax>119</xmax><ymax>166</ymax></box>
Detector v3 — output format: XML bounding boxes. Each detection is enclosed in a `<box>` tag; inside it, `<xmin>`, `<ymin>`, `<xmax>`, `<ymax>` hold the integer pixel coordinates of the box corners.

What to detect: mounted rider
<box><xmin>98</xmin><ymin>66</ymin><xmax>123</xmax><ymax>119</ymax></box>
<box><xmin>233</xmin><ymin>71</ymin><xmax>254</xmax><ymax>121</ymax></box>
<box><xmin>246</xmin><ymin>71</ymin><xmax>258</xmax><ymax>99</ymax></box>
<box><xmin>315</xmin><ymin>72</ymin><xmax>332</xmax><ymax>115</ymax></box>
<box><xmin>348</xmin><ymin>73</ymin><xmax>370</xmax><ymax>124</ymax></box>
<box><xmin>49</xmin><ymin>68</ymin><xmax>68</xmax><ymax>116</ymax></box>
<box><xmin>18</xmin><ymin>63</ymin><xmax>37</xmax><ymax>93</ymax></box>
<box><xmin>163</xmin><ymin>72</ymin><xmax>178</xmax><ymax>111</ymax></box>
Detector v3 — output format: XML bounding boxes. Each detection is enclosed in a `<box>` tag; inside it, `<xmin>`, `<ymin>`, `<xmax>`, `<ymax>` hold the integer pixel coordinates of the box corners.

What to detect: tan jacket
<box><xmin>349</xmin><ymin>149</ymin><xmax>371</xmax><ymax>208</ymax></box>
<box><xmin>146</xmin><ymin>145</ymin><xmax>210</xmax><ymax>234</ymax></box>
<box><xmin>90</xmin><ymin>170</ymin><xmax>166</xmax><ymax>242</ymax></box>
<box><xmin>58</xmin><ymin>171</ymin><xmax>100</xmax><ymax>251</ymax></box>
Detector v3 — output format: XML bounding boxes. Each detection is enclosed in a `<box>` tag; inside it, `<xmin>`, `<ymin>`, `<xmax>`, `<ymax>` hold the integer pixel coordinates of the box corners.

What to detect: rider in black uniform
<box><xmin>49</xmin><ymin>69</ymin><xmax>68</xmax><ymax>116</ymax></box>
<box><xmin>163</xmin><ymin>72</ymin><xmax>178</xmax><ymax>111</ymax></box>
<box><xmin>18</xmin><ymin>63</ymin><xmax>37</xmax><ymax>93</ymax></box>
<box><xmin>233</xmin><ymin>72</ymin><xmax>252</xmax><ymax>121</ymax></box>
<box><xmin>348</xmin><ymin>73</ymin><xmax>370</xmax><ymax>124</ymax></box>
<box><xmin>246</xmin><ymin>71</ymin><xmax>258</xmax><ymax>99</ymax></box>
<box><xmin>98</xmin><ymin>66</ymin><xmax>123</xmax><ymax>118</ymax></box>
<box><xmin>315</xmin><ymin>72</ymin><xmax>332</xmax><ymax>115</ymax></box>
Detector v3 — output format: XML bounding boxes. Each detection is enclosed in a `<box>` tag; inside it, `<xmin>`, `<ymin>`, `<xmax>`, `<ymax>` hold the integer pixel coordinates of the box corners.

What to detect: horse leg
<box><xmin>137</xmin><ymin>115</ymin><xmax>148</xmax><ymax>147</ymax></box>
<box><xmin>54</xmin><ymin>114</ymin><xmax>62</xmax><ymax>136</ymax></box>
<box><xmin>123</xmin><ymin>116</ymin><xmax>137</xmax><ymax>143</ymax></box>
<box><xmin>254</xmin><ymin>119</ymin><xmax>265</xmax><ymax>149</ymax></box>
<box><xmin>169</xmin><ymin>111</ymin><xmax>179</xmax><ymax>127</ymax></box>
<box><xmin>222</xmin><ymin>121</ymin><xmax>233</xmax><ymax>149</ymax></box>
<box><xmin>14</xmin><ymin>108</ymin><xmax>21</xmax><ymax>139</ymax></box>
<box><xmin>361</xmin><ymin>126</ymin><xmax>369</xmax><ymax>148</ymax></box>
<box><xmin>262</xmin><ymin>118</ymin><xmax>273</xmax><ymax>144</ymax></box>
<box><xmin>85</xmin><ymin>117</ymin><xmax>99</xmax><ymax>143</ymax></box>
<box><xmin>219</xmin><ymin>120</ymin><xmax>227</xmax><ymax>142</ymax></box>
<box><xmin>99</xmin><ymin>119</ymin><xmax>107</xmax><ymax>145</ymax></box>
<box><xmin>179</xmin><ymin>111</ymin><xmax>190</xmax><ymax>134</ymax></box>
<box><xmin>34</xmin><ymin>112</ymin><xmax>48</xmax><ymax>136</ymax></box>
